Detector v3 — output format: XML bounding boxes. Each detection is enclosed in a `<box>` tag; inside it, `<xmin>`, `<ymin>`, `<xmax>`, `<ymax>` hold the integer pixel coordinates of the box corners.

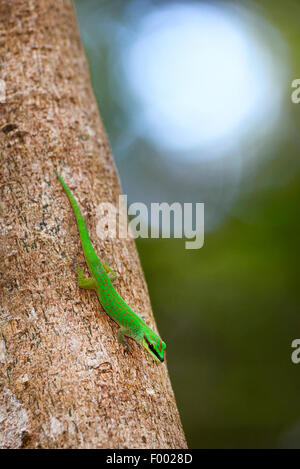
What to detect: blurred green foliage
<box><xmin>74</xmin><ymin>0</ymin><xmax>300</xmax><ymax>448</ymax></box>
<box><xmin>137</xmin><ymin>177</ymin><xmax>300</xmax><ymax>447</ymax></box>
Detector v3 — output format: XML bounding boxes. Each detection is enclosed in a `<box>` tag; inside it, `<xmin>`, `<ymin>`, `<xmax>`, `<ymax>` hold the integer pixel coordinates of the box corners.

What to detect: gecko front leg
<box><xmin>117</xmin><ymin>327</ymin><xmax>131</xmax><ymax>351</ymax></box>
<box><xmin>117</xmin><ymin>326</ymin><xmax>143</xmax><ymax>352</ymax></box>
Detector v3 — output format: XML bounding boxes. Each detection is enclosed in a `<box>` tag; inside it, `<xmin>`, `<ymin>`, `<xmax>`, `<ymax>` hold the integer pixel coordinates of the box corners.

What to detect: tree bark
<box><xmin>0</xmin><ymin>0</ymin><xmax>187</xmax><ymax>449</ymax></box>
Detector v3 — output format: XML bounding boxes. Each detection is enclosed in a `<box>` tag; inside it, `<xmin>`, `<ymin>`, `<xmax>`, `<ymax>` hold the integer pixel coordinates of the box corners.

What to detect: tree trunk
<box><xmin>0</xmin><ymin>0</ymin><xmax>187</xmax><ymax>449</ymax></box>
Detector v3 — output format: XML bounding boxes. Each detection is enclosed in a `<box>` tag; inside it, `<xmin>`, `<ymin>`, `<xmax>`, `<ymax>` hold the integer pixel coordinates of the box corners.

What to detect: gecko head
<box><xmin>143</xmin><ymin>331</ymin><xmax>166</xmax><ymax>363</ymax></box>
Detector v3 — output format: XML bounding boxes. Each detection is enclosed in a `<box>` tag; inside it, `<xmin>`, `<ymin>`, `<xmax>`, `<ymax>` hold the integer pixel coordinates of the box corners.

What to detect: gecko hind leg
<box><xmin>103</xmin><ymin>260</ymin><xmax>118</xmax><ymax>282</ymax></box>
<box><xmin>77</xmin><ymin>266</ymin><xmax>97</xmax><ymax>289</ymax></box>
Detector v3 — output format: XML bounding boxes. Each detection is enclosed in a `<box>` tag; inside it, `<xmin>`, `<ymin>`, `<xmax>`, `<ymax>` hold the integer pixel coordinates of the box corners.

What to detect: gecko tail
<box><xmin>55</xmin><ymin>169</ymin><xmax>96</xmax><ymax>261</ymax></box>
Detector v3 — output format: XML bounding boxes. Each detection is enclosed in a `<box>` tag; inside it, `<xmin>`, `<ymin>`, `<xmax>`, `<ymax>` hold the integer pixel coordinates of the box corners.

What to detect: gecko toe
<box><xmin>123</xmin><ymin>341</ymin><xmax>130</xmax><ymax>353</ymax></box>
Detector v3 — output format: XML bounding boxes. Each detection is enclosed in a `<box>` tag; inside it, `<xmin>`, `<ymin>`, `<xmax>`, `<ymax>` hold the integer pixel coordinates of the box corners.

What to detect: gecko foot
<box><xmin>122</xmin><ymin>340</ymin><xmax>130</xmax><ymax>353</ymax></box>
<box><xmin>70</xmin><ymin>257</ymin><xmax>78</xmax><ymax>269</ymax></box>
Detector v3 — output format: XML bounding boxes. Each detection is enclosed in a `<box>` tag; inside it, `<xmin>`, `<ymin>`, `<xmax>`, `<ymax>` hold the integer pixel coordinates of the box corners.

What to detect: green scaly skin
<box><xmin>55</xmin><ymin>170</ymin><xmax>166</xmax><ymax>363</ymax></box>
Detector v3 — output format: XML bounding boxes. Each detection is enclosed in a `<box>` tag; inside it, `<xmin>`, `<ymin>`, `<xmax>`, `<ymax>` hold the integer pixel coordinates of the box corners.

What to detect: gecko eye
<box><xmin>145</xmin><ymin>336</ymin><xmax>164</xmax><ymax>362</ymax></box>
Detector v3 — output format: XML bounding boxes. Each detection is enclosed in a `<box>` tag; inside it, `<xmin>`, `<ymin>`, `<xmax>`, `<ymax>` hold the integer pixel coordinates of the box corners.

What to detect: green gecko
<box><xmin>55</xmin><ymin>170</ymin><xmax>166</xmax><ymax>363</ymax></box>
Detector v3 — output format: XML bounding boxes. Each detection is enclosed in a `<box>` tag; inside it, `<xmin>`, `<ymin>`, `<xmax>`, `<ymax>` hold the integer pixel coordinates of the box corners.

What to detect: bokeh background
<box><xmin>74</xmin><ymin>0</ymin><xmax>300</xmax><ymax>448</ymax></box>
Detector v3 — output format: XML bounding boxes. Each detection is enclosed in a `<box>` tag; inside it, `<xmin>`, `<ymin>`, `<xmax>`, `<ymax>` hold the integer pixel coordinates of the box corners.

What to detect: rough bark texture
<box><xmin>0</xmin><ymin>0</ymin><xmax>187</xmax><ymax>449</ymax></box>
